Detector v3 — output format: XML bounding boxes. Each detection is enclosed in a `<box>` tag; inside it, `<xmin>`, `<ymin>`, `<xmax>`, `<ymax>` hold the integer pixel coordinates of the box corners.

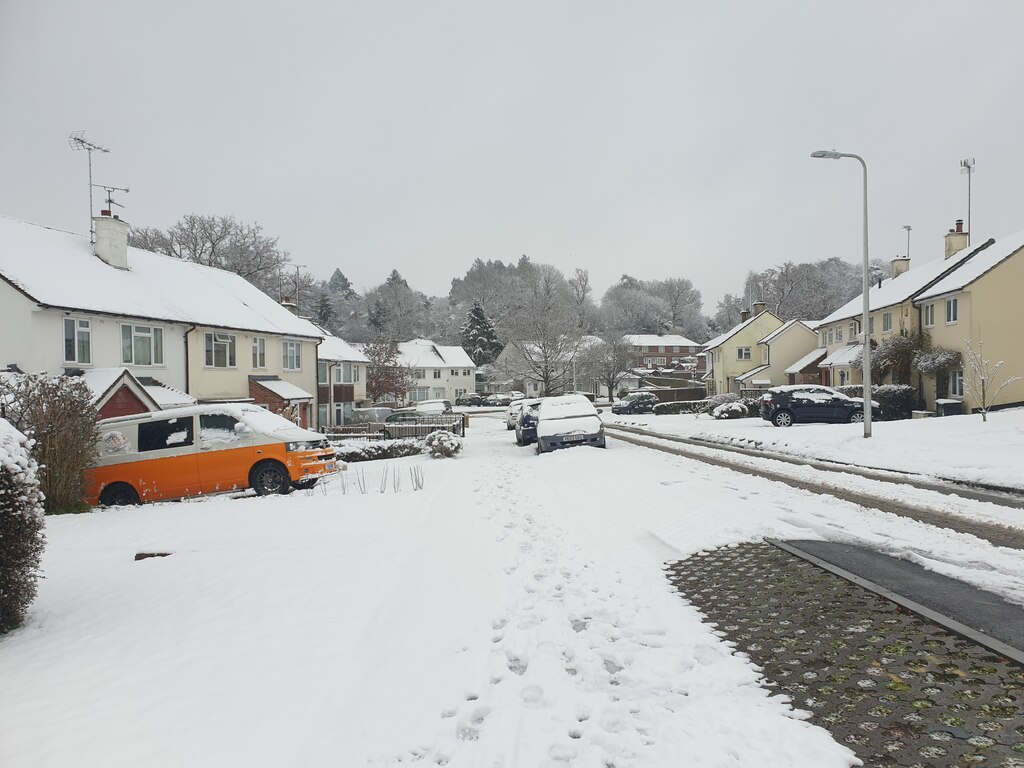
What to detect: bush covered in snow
<box><xmin>331</xmin><ymin>438</ymin><xmax>424</xmax><ymax>463</ymax></box>
<box><xmin>712</xmin><ymin>398</ymin><xmax>760</xmax><ymax>419</ymax></box>
<box><xmin>833</xmin><ymin>383</ymin><xmax>917</xmax><ymax>420</ymax></box>
<box><xmin>705</xmin><ymin>392</ymin><xmax>740</xmax><ymax>411</ymax></box>
<box><xmin>0</xmin><ymin>374</ymin><xmax>99</xmax><ymax>513</ymax></box>
<box><xmin>0</xmin><ymin>418</ymin><xmax>46</xmax><ymax>635</ymax></box>
<box><xmin>424</xmin><ymin>430</ymin><xmax>463</xmax><ymax>459</ymax></box>
<box><xmin>652</xmin><ymin>399</ymin><xmax>709</xmax><ymax>415</ymax></box>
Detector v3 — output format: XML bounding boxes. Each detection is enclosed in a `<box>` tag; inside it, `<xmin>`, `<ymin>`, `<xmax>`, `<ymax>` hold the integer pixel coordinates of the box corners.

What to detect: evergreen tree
<box><xmin>328</xmin><ymin>269</ymin><xmax>356</xmax><ymax>299</ymax></box>
<box><xmin>314</xmin><ymin>291</ymin><xmax>336</xmax><ymax>330</ymax></box>
<box><xmin>460</xmin><ymin>301</ymin><xmax>503</xmax><ymax>365</ymax></box>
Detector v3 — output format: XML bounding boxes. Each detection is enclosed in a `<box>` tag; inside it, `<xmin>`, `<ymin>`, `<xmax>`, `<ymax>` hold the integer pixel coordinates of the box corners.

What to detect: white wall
<box><xmin>407</xmin><ymin>366</ymin><xmax>476</xmax><ymax>402</ymax></box>
<box><xmin>0</xmin><ymin>285</ymin><xmax>187</xmax><ymax>389</ymax></box>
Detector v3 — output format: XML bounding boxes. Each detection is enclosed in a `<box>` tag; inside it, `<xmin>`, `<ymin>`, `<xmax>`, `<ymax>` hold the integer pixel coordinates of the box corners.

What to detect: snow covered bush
<box><xmin>653</xmin><ymin>399</ymin><xmax>709</xmax><ymax>415</ymax></box>
<box><xmin>832</xmin><ymin>384</ymin><xmax>916</xmax><ymax>420</ymax></box>
<box><xmin>705</xmin><ymin>392</ymin><xmax>740</xmax><ymax>411</ymax></box>
<box><xmin>424</xmin><ymin>430</ymin><xmax>463</xmax><ymax>459</ymax></box>
<box><xmin>332</xmin><ymin>438</ymin><xmax>423</xmax><ymax>463</ymax></box>
<box><xmin>0</xmin><ymin>418</ymin><xmax>46</xmax><ymax>635</ymax></box>
<box><xmin>0</xmin><ymin>374</ymin><xmax>98</xmax><ymax>513</ymax></box>
<box><xmin>712</xmin><ymin>401</ymin><xmax>749</xmax><ymax>419</ymax></box>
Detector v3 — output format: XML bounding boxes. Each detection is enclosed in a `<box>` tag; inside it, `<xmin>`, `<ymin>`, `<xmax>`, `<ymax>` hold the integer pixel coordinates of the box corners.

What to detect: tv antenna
<box><xmin>69</xmin><ymin>131</ymin><xmax>110</xmax><ymax>243</ymax></box>
<box><xmin>960</xmin><ymin>158</ymin><xmax>975</xmax><ymax>246</ymax></box>
<box><xmin>92</xmin><ymin>184</ymin><xmax>130</xmax><ymax>215</ymax></box>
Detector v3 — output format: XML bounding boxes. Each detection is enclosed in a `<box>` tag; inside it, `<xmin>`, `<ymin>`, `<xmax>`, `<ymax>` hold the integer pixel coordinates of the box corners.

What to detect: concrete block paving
<box><xmin>666</xmin><ymin>542</ymin><xmax>1024</xmax><ymax>767</ymax></box>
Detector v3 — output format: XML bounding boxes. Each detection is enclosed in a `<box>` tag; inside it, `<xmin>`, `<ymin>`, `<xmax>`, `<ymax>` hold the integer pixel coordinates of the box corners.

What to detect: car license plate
<box><xmin>326</xmin><ymin>462</ymin><xmax>336</xmax><ymax>471</ymax></box>
<box><xmin>564</xmin><ymin>435</ymin><xmax>585</xmax><ymax>443</ymax></box>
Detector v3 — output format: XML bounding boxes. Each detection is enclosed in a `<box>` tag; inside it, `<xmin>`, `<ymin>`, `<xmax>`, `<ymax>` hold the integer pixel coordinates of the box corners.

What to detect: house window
<box><xmin>658</xmin><ymin>345</ymin><xmax>665</xmax><ymax>353</ymax></box>
<box><xmin>450</xmin><ymin>369</ymin><xmax>458</xmax><ymax>376</ymax></box>
<box><xmin>318</xmin><ymin>361</ymin><xmax>329</xmax><ymax>385</ymax></box>
<box><xmin>252</xmin><ymin>337</ymin><xmax>266</xmax><ymax>368</ymax></box>
<box><xmin>882</xmin><ymin>312</ymin><xmax>893</xmax><ymax>333</ymax></box>
<box><xmin>463</xmin><ymin>369</ymin><xmax>470</xmax><ymax>376</ymax></box>
<box><xmin>923</xmin><ymin>303</ymin><xmax>935</xmax><ymax>327</ymax></box>
<box><xmin>946</xmin><ymin>298</ymin><xmax>958</xmax><ymax>324</ymax></box>
<box><xmin>849</xmin><ymin>321</ymin><xmax>858</xmax><ymax>340</ymax></box>
<box><xmin>836</xmin><ymin>327</ymin><xmax>843</xmax><ymax>342</ymax></box>
<box><xmin>318</xmin><ymin>404</ymin><xmax>329</xmax><ymax>426</ymax></box>
<box><xmin>655</xmin><ymin>357</ymin><xmax>666</xmax><ymax>366</ymax></box>
<box><xmin>63</xmin><ymin>317</ymin><xmax>92</xmax><ymax>364</ymax></box>
<box><xmin>354</xmin><ymin>364</ymin><xmax>360</xmax><ymax>382</ymax></box>
<box><xmin>120</xmin><ymin>324</ymin><xmax>163</xmax><ymax>366</ymax></box>
<box><xmin>868</xmin><ymin>317</ymin><xmax>875</xmax><ymax>335</ymax></box>
<box><xmin>409</xmin><ymin>387</ymin><xmax>429</xmax><ymax>402</ymax></box>
<box><xmin>761</xmin><ymin>347</ymin><xmax>769</xmax><ymax>364</ymax></box>
<box><xmin>433</xmin><ymin>370</ymin><xmax>442</xmax><ymax>379</ymax></box>
<box><xmin>950</xmin><ymin>369</ymin><xmax>964</xmax><ymax>397</ymax></box>
<box><xmin>413</xmin><ymin>369</ymin><xmax>424</xmax><ymax>379</ymax></box>
<box><xmin>827</xmin><ymin>330</ymin><xmax>834</xmax><ymax>345</ymax></box>
<box><xmin>737</xmin><ymin>347</ymin><xmax>751</xmax><ymax>360</ymax></box>
<box><xmin>820</xmin><ymin>331</ymin><xmax>827</xmax><ymax>347</ymax></box>
<box><xmin>204</xmin><ymin>332</ymin><xmax>236</xmax><ymax>368</ymax></box>
<box><xmin>283</xmin><ymin>340</ymin><xmax>301</xmax><ymax>371</ymax></box>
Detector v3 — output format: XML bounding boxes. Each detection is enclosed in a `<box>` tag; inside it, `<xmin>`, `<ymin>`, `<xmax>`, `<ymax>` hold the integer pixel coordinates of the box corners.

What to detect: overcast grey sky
<box><xmin>2</xmin><ymin>1</ymin><xmax>1023</xmax><ymax>312</ymax></box>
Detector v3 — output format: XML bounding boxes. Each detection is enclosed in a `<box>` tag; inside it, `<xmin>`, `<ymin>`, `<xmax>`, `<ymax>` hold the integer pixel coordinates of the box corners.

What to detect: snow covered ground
<box><xmin>3</xmin><ymin>416</ymin><xmax>1024</xmax><ymax>767</ymax></box>
<box><xmin>606</xmin><ymin>407</ymin><xmax>1024</xmax><ymax>491</ymax></box>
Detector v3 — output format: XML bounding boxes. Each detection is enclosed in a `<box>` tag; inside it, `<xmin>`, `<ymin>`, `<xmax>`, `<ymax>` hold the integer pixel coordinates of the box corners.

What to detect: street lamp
<box><xmin>811</xmin><ymin>149</ymin><xmax>872</xmax><ymax>438</ymax></box>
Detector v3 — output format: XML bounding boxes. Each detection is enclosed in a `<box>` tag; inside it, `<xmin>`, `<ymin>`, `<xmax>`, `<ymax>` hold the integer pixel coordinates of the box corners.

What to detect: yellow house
<box><xmin>815</xmin><ymin>221</ymin><xmax>976</xmax><ymax>389</ymax></box>
<box><xmin>913</xmin><ymin>229</ymin><xmax>1024</xmax><ymax>413</ymax></box>
<box><xmin>754</xmin><ymin>320</ymin><xmax>819</xmax><ymax>387</ymax></box>
<box><xmin>703</xmin><ymin>303</ymin><xmax>783</xmax><ymax>395</ymax></box>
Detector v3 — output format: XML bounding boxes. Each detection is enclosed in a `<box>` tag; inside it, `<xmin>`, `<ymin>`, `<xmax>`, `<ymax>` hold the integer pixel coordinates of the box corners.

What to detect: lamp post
<box><xmin>811</xmin><ymin>149</ymin><xmax>872</xmax><ymax>438</ymax></box>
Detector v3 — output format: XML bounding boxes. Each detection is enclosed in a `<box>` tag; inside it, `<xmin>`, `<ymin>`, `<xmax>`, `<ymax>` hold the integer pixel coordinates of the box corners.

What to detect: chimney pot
<box><xmin>100</xmin><ymin>209</ymin><xmax>112</xmax><ymax>217</ymax></box>
<box><xmin>955</xmin><ymin>219</ymin><xmax>964</xmax><ymax>233</ymax></box>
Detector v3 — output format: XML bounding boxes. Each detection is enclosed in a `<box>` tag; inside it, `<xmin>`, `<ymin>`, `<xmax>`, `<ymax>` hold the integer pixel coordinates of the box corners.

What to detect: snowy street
<box><xmin>2</xmin><ymin>415</ymin><xmax>1023</xmax><ymax>766</ymax></box>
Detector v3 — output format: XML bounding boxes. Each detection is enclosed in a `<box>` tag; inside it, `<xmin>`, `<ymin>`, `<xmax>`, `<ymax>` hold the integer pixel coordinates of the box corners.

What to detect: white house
<box><xmin>0</xmin><ymin>213</ymin><xmax>325</xmax><ymax>427</ymax></box>
<box><xmin>397</xmin><ymin>339</ymin><xmax>476</xmax><ymax>403</ymax></box>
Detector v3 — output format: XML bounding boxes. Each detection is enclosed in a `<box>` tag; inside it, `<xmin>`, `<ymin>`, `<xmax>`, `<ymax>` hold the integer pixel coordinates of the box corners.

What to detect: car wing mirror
<box><xmin>596</xmin><ymin>408</ymin><xmax>604</xmax><ymax>414</ymax></box>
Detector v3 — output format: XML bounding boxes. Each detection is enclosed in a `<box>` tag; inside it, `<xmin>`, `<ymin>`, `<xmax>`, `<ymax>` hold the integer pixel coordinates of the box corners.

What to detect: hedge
<box><xmin>833</xmin><ymin>383</ymin><xmax>917</xmax><ymax>420</ymax></box>
<box><xmin>331</xmin><ymin>438</ymin><xmax>425</xmax><ymax>463</ymax></box>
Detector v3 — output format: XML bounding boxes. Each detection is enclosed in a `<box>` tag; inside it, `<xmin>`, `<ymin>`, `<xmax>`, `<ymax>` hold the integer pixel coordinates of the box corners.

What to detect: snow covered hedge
<box><xmin>653</xmin><ymin>399</ymin><xmax>710</xmax><ymax>415</ymax></box>
<box><xmin>834</xmin><ymin>384</ymin><xmax>917</xmax><ymax>420</ymax></box>
<box><xmin>331</xmin><ymin>438</ymin><xmax>424</xmax><ymax>463</ymax></box>
<box><xmin>712</xmin><ymin>399</ymin><xmax>759</xmax><ymax>419</ymax></box>
<box><xmin>0</xmin><ymin>418</ymin><xmax>46</xmax><ymax>635</ymax></box>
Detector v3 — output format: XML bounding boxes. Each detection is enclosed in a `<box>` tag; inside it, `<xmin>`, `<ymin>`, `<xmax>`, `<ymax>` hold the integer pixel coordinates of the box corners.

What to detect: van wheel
<box><xmin>99</xmin><ymin>482</ymin><xmax>140</xmax><ymax>507</ymax></box>
<box><xmin>250</xmin><ymin>460</ymin><xmax>291</xmax><ymax>496</ymax></box>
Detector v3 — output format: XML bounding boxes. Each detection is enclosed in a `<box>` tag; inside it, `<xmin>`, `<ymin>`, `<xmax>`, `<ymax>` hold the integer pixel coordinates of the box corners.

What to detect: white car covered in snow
<box><xmin>535</xmin><ymin>394</ymin><xmax>606</xmax><ymax>453</ymax></box>
<box><xmin>505</xmin><ymin>398</ymin><xmax>528</xmax><ymax>429</ymax></box>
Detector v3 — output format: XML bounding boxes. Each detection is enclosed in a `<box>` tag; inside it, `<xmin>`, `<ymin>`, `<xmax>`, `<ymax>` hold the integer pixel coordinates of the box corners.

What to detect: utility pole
<box><xmin>294</xmin><ymin>264</ymin><xmax>307</xmax><ymax>313</ymax></box>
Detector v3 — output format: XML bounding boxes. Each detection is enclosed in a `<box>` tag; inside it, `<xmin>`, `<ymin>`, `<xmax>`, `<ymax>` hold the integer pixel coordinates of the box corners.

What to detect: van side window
<box><xmin>138</xmin><ymin>417</ymin><xmax>195</xmax><ymax>452</ymax></box>
<box><xmin>200</xmin><ymin>414</ymin><xmax>242</xmax><ymax>448</ymax></box>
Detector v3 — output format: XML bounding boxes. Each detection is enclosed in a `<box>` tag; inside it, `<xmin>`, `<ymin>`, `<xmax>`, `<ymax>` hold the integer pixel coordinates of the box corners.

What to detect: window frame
<box><xmin>282</xmin><ymin>340</ymin><xmax>302</xmax><ymax>371</ymax></box>
<box><xmin>923</xmin><ymin>303</ymin><xmax>935</xmax><ymax>328</ymax></box>
<box><xmin>737</xmin><ymin>347</ymin><xmax>751</xmax><ymax>361</ymax></box>
<box><xmin>120</xmin><ymin>323</ymin><xmax>164</xmax><ymax>366</ymax></box>
<box><xmin>946</xmin><ymin>297</ymin><xmax>958</xmax><ymax>325</ymax></box>
<box><xmin>252</xmin><ymin>336</ymin><xmax>267</xmax><ymax>369</ymax></box>
<box><xmin>63</xmin><ymin>316</ymin><xmax>92</xmax><ymax>365</ymax></box>
<box><xmin>204</xmin><ymin>332</ymin><xmax>236</xmax><ymax>368</ymax></box>
<box><xmin>882</xmin><ymin>312</ymin><xmax>893</xmax><ymax>333</ymax></box>
<box><xmin>950</xmin><ymin>369</ymin><xmax>964</xmax><ymax>397</ymax></box>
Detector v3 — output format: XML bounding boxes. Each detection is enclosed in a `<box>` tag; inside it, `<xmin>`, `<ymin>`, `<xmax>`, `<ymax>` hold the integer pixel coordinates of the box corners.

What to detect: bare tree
<box><xmin>502</xmin><ymin>265</ymin><xmax>582</xmax><ymax>395</ymax></box>
<box><xmin>961</xmin><ymin>339</ymin><xmax>1022</xmax><ymax>422</ymax></box>
<box><xmin>577</xmin><ymin>336</ymin><xmax>634</xmax><ymax>399</ymax></box>
<box><xmin>363</xmin><ymin>340</ymin><xmax>417</xmax><ymax>403</ymax></box>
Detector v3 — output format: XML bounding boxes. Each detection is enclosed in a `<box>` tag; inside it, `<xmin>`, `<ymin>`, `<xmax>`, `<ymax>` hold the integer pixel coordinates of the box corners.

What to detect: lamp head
<box><xmin>811</xmin><ymin>150</ymin><xmax>844</xmax><ymax>160</ymax></box>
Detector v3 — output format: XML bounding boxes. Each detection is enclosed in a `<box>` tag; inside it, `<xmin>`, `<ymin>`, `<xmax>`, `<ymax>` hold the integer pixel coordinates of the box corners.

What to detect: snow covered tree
<box><xmin>0</xmin><ymin>419</ymin><xmax>46</xmax><ymax>634</ymax></box>
<box><xmin>313</xmin><ymin>289</ymin><xmax>337</xmax><ymax>331</ymax></box>
<box><xmin>576</xmin><ymin>336</ymin><xmax>634</xmax><ymax>400</ymax></box>
<box><xmin>460</xmin><ymin>301</ymin><xmax>503</xmax><ymax>366</ymax></box>
<box><xmin>328</xmin><ymin>268</ymin><xmax>357</xmax><ymax>299</ymax></box>
<box><xmin>0</xmin><ymin>374</ymin><xmax>98</xmax><ymax>513</ymax></box>
<box><xmin>363</xmin><ymin>270</ymin><xmax>431</xmax><ymax>341</ymax></box>
<box><xmin>961</xmin><ymin>339</ymin><xmax>1022</xmax><ymax>422</ymax></box>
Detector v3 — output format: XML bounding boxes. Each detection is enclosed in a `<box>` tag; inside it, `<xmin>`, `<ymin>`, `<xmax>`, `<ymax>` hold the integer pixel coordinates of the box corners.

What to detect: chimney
<box><xmin>752</xmin><ymin>301</ymin><xmax>766</xmax><ymax>315</ymax></box>
<box><xmin>891</xmin><ymin>255</ymin><xmax>910</xmax><ymax>277</ymax></box>
<box><xmin>739</xmin><ymin>309</ymin><xmax>750</xmax><ymax>323</ymax></box>
<box><xmin>280</xmin><ymin>296</ymin><xmax>299</xmax><ymax>315</ymax></box>
<box><xmin>944</xmin><ymin>219</ymin><xmax>969</xmax><ymax>259</ymax></box>
<box><xmin>93</xmin><ymin>214</ymin><xmax>130</xmax><ymax>270</ymax></box>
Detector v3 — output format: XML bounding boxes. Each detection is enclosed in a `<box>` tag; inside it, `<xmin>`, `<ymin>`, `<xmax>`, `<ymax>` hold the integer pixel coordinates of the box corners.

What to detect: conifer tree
<box><xmin>460</xmin><ymin>301</ymin><xmax>503</xmax><ymax>365</ymax></box>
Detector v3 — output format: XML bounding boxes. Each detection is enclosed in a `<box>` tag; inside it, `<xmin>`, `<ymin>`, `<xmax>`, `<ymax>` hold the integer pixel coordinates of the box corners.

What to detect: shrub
<box><xmin>424</xmin><ymin>431</ymin><xmax>463</xmax><ymax>459</ymax></box>
<box><xmin>653</xmin><ymin>399</ymin><xmax>708</xmax><ymax>415</ymax></box>
<box><xmin>829</xmin><ymin>383</ymin><xmax>916</xmax><ymax>420</ymax></box>
<box><xmin>0</xmin><ymin>374</ymin><xmax>98</xmax><ymax>514</ymax></box>
<box><xmin>833</xmin><ymin>385</ymin><xmax>863</xmax><ymax>398</ymax></box>
<box><xmin>0</xmin><ymin>418</ymin><xmax>46</xmax><ymax>635</ymax></box>
<box><xmin>331</xmin><ymin>438</ymin><xmax>424</xmax><ymax>463</ymax></box>
<box><xmin>712</xmin><ymin>402</ymin><xmax>747</xmax><ymax>419</ymax></box>
<box><xmin>705</xmin><ymin>392</ymin><xmax>740</xmax><ymax>411</ymax></box>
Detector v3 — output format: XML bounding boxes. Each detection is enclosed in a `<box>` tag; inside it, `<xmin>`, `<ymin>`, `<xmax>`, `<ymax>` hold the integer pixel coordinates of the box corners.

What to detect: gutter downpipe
<box><xmin>183</xmin><ymin>325</ymin><xmax>197</xmax><ymax>395</ymax></box>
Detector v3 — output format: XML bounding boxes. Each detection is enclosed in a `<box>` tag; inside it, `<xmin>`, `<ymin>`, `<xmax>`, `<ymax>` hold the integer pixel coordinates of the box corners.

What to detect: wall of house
<box><xmin>98</xmin><ymin>385</ymin><xmax>150</xmax><ymax>419</ymax></box>
<box><xmin>0</xmin><ymin>289</ymin><xmax>187</xmax><ymax>389</ymax></box>
<box><xmin>406</xmin><ymin>366</ymin><xmax>476</xmax><ymax>402</ymax></box>
<box><xmin>710</xmin><ymin>314</ymin><xmax>783</xmax><ymax>395</ymax></box>
<box><xmin>186</xmin><ymin>327</ymin><xmax>319</xmax><ymax>410</ymax></box>
<box><xmin>761</xmin><ymin>326</ymin><xmax>817</xmax><ymax>386</ymax></box>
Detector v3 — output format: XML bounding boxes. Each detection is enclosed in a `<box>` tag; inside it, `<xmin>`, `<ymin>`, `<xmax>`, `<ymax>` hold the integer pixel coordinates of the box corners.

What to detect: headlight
<box><xmin>286</xmin><ymin>441</ymin><xmax>318</xmax><ymax>452</ymax></box>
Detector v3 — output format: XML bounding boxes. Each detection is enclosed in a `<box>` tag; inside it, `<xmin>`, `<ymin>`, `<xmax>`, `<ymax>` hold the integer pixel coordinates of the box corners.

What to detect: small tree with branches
<box><xmin>961</xmin><ymin>340</ymin><xmax>1022</xmax><ymax>422</ymax></box>
<box><xmin>364</xmin><ymin>340</ymin><xmax>416</xmax><ymax>404</ymax></box>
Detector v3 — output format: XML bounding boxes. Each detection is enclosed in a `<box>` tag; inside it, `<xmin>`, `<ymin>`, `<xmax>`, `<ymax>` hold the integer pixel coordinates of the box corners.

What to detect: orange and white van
<box><xmin>85</xmin><ymin>404</ymin><xmax>341</xmax><ymax>506</ymax></box>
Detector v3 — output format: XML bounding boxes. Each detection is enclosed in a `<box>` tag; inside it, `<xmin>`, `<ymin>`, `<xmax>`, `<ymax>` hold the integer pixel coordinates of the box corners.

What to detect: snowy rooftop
<box><xmin>816</xmin><ymin>241</ymin><xmax>985</xmax><ymax>328</ymax></box>
<box><xmin>785</xmin><ymin>348</ymin><xmax>826</xmax><ymax>374</ymax></box>
<box><xmin>319</xmin><ymin>335</ymin><xmax>368</xmax><ymax>363</ymax></box>
<box><xmin>734</xmin><ymin>364</ymin><xmax>771</xmax><ymax>382</ymax></box>
<box><xmin>251</xmin><ymin>378</ymin><xmax>314</xmax><ymax>401</ymax></box>
<box><xmin>820</xmin><ymin>344</ymin><xmax>860</xmax><ymax>367</ymax></box>
<box><xmin>704</xmin><ymin>310</ymin><xmax>777</xmax><ymax>350</ymax></box>
<box><xmin>915</xmin><ymin>229</ymin><xmax>1024</xmax><ymax>302</ymax></box>
<box><xmin>623</xmin><ymin>334</ymin><xmax>699</xmax><ymax>347</ymax></box>
<box><xmin>143</xmin><ymin>383</ymin><xmax>196</xmax><ymax>408</ymax></box>
<box><xmin>397</xmin><ymin>339</ymin><xmax>475</xmax><ymax>369</ymax></box>
<box><xmin>0</xmin><ymin>214</ymin><xmax>323</xmax><ymax>338</ymax></box>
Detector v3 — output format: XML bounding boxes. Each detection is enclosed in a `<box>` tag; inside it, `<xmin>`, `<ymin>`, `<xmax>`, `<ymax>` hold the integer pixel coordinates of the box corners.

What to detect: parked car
<box><xmin>415</xmin><ymin>399</ymin><xmax>453</xmax><ymax>413</ymax></box>
<box><xmin>611</xmin><ymin>392</ymin><xmax>659</xmax><ymax>414</ymax></box>
<box><xmin>382</xmin><ymin>410</ymin><xmax>464</xmax><ymax>439</ymax></box>
<box><xmin>484</xmin><ymin>393</ymin><xmax>514</xmax><ymax>407</ymax></box>
<box><xmin>535</xmin><ymin>394</ymin><xmax>606</xmax><ymax>453</ymax></box>
<box><xmin>456</xmin><ymin>393</ymin><xmax>484</xmax><ymax>406</ymax></box>
<box><xmin>86</xmin><ymin>404</ymin><xmax>341</xmax><ymax>505</ymax></box>
<box><xmin>508</xmin><ymin>390</ymin><xmax>526</xmax><ymax>400</ymax></box>
<box><xmin>515</xmin><ymin>399</ymin><xmax>542</xmax><ymax>446</ymax></box>
<box><xmin>759</xmin><ymin>385</ymin><xmax>881</xmax><ymax>427</ymax></box>
<box><xmin>349</xmin><ymin>407</ymin><xmax>394</xmax><ymax>425</ymax></box>
<box><xmin>505</xmin><ymin>398</ymin><xmax>528</xmax><ymax>430</ymax></box>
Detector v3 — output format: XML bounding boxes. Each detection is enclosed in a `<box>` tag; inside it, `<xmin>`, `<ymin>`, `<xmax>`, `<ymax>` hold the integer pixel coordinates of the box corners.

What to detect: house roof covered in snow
<box><xmin>735</xmin><ymin>364</ymin><xmax>771</xmax><ymax>382</ymax></box>
<box><xmin>815</xmin><ymin>241</ymin><xmax>989</xmax><ymax>328</ymax></box>
<box><xmin>319</xmin><ymin>335</ymin><xmax>368</xmax><ymax>363</ymax></box>
<box><xmin>0</xmin><ymin>215</ymin><xmax>323</xmax><ymax>338</ymax></box>
<box><xmin>397</xmin><ymin>339</ymin><xmax>475</xmax><ymax>369</ymax></box>
<box><xmin>915</xmin><ymin>229</ymin><xmax>1024</xmax><ymax>302</ymax></box>
<box><xmin>250</xmin><ymin>378</ymin><xmax>314</xmax><ymax>401</ymax></box>
<box><xmin>820</xmin><ymin>345</ymin><xmax>860</xmax><ymax>367</ymax></box>
<box><xmin>703</xmin><ymin>310</ymin><xmax>779</xmax><ymax>351</ymax></box>
<box><xmin>623</xmin><ymin>334</ymin><xmax>700</xmax><ymax>348</ymax></box>
<box><xmin>785</xmin><ymin>348</ymin><xmax>827</xmax><ymax>375</ymax></box>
